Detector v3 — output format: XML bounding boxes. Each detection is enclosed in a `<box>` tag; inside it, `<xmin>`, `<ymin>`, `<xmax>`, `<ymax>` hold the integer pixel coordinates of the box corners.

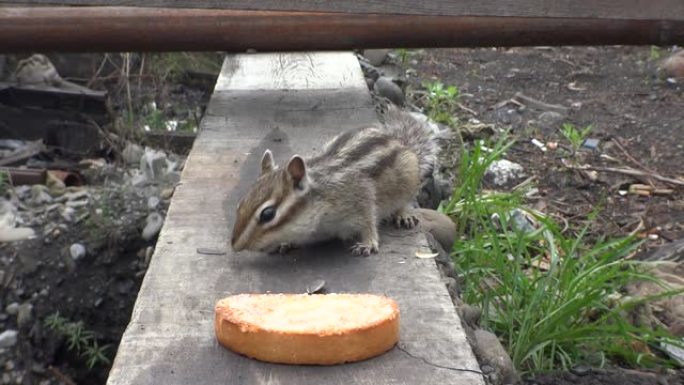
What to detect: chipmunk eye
<box><xmin>259</xmin><ymin>206</ymin><xmax>276</xmax><ymax>223</ymax></box>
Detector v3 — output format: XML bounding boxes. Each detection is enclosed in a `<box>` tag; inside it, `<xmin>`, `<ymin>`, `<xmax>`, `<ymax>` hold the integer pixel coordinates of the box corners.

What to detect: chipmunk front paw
<box><xmin>350</xmin><ymin>241</ymin><xmax>379</xmax><ymax>257</ymax></box>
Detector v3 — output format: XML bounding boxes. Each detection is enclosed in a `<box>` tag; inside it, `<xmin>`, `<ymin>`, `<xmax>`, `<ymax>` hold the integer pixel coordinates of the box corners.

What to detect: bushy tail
<box><xmin>380</xmin><ymin>105</ymin><xmax>438</xmax><ymax>179</ymax></box>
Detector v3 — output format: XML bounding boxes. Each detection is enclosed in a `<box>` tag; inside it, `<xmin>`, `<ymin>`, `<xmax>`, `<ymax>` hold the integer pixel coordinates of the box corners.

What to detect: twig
<box><xmin>87</xmin><ymin>54</ymin><xmax>110</xmax><ymax>89</ymax></box>
<box><xmin>456</xmin><ymin>102</ymin><xmax>478</xmax><ymax>116</ymax></box>
<box><xmin>512</xmin><ymin>92</ymin><xmax>569</xmax><ymax>114</ymax></box>
<box><xmin>47</xmin><ymin>365</ymin><xmax>77</xmax><ymax>385</ymax></box>
<box><xmin>611</xmin><ymin>137</ymin><xmax>657</xmax><ymax>175</ymax></box>
<box><xmin>565</xmin><ymin>164</ymin><xmax>684</xmax><ymax>187</ymax></box>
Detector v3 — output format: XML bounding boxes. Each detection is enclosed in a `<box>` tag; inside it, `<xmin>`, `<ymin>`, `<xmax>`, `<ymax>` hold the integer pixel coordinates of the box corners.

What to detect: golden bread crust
<box><xmin>214</xmin><ymin>293</ymin><xmax>400</xmax><ymax>365</ymax></box>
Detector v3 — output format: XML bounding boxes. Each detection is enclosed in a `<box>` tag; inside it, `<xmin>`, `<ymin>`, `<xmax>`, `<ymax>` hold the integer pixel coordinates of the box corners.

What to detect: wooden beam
<box><xmin>105</xmin><ymin>51</ymin><xmax>484</xmax><ymax>385</ymax></box>
<box><xmin>2</xmin><ymin>0</ymin><xmax>684</xmax><ymax>21</ymax></box>
<box><xmin>1</xmin><ymin>7</ymin><xmax>683</xmax><ymax>53</ymax></box>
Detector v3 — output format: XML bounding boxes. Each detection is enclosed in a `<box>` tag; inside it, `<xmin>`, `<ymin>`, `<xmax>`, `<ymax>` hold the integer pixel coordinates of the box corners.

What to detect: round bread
<box><xmin>214</xmin><ymin>293</ymin><xmax>400</xmax><ymax>365</ymax></box>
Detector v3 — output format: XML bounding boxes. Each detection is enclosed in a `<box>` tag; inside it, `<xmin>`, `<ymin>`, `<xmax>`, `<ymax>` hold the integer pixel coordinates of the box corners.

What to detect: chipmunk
<box><xmin>230</xmin><ymin>106</ymin><xmax>438</xmax><ymax>256</ymax></box>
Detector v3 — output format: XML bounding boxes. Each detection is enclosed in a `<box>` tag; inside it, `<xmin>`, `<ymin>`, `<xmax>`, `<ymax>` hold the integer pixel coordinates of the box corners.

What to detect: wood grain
<box><xmin>1</xmin><ymin>0</ymin><xmax>683</xmax><ymax>21</ymax></box>
<box><xmin>105</xmin><ymin>51</ymin><xmax>484</xmax><ymax>385</ymax></box>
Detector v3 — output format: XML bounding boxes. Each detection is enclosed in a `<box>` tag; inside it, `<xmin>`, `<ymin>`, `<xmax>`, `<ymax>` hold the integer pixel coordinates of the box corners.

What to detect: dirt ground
<box><xmin>408</xmin><ymin>46</ymin><xmax>684</xmax><ymax>385</ymax></box>
<box><xmin>1</xmin><ymin>46</ymin><xmax>682</xmax><ymax>385</ymax></box>
<box><xmin>411</xmin><ymin>46</ymin><xmax>683</xmax><ymax>246</ymax></box>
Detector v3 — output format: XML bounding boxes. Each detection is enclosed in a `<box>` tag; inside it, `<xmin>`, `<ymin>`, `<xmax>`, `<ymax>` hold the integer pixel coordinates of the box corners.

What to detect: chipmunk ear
<box><xmin>260</xmin><ymin>149</ymin><xmax>276</xmax><ymax>175</ymax></box>
<box><xmin>286</xmin><ymin>155</ymin><xmax>307</xmax><ymax>190</ymax></box>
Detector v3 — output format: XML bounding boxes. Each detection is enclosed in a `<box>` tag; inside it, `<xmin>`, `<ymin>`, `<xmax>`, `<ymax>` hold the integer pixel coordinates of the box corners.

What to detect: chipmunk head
<box><xmin>231</xmin><ymin>149</ymin><xmax>310</xmax><ymax>253</ymax></box>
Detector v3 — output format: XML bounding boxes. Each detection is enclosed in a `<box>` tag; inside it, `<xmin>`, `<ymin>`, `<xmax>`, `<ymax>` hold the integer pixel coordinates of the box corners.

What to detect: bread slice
<box><xmin>214</xmin><ymin>293</ymin><xmax>400</xmax><ymax>365</ymax></box>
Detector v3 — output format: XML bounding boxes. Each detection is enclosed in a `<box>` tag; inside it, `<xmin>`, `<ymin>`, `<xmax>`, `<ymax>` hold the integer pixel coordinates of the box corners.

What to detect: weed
<box><xmin>649</xmin><ymin>46</ymin><xmax>663</xmax><ymax>61</ymax></box>
<box><xmin>422</xmin><ymin>80</ymin><xmax>460</xmax><ymax>126</ymax></box>
<box><xmin>0</xmin><ymin>170</ymin><xmax>9</xmax><ymax>196</ymax></box>
<box><xmin>441</xmin><ymin>138</ymin><xmax>683</xmax><ymax>374</ymax></box>
<box><xmin>560</xmin><ymin>123</ymin><xmax>593</xmax><ymax>152</ymax></box>
<box><xmin>395</xmin><ymin>48</ymin><xmax>410</xmax><ymax>66</ymax></box>
<box><xmin>44</xmin><ymin>312</ymin><xmax>111</xmax><ymax>369</ymax></box>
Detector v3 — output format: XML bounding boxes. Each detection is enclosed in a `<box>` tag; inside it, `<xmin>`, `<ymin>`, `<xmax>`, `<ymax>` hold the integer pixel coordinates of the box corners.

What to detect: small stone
<box><xmin>69</xmin><ymin>243</ymin><xmax>86</xmax><ymax>260</ymax></box>
<box><xmin>94</xmin><ymin>297</ymin><xmax>104</xmax><ymax>307</ymax></box>
<box><xmin>140</xmin><ymin>147</ymin><xmax>169</xmax><ymax>181</ymax></box>
<box><xmin>160</xmin><ymin>187</ymin><xmax>175</xmax><ymax>200</ymax></box>
<box><xmin>0</xmin><ymin>329</ymin><xmax>18</xmax><ymax>348</ymax></box>
<box><xmin>363</xmin><ymin>49</ymin><xmax>391</xmax><ymax>66</ymax></box>
<box><xmin>485</xmin><ymin>159</ymin><xmax>526</xmax><ymax>187</ymax></box>
<box><xmin>570</xmin><ymin>365</ymin><xmax>591</xmax><ymax>376</ymax></box>
<box><xmin>142</xmin><ymin>212</ymin><xmax>164</xmax><ymax>240</ymax></box>
<box><xmin>5</xmin><ymin>303</ymin><xmax>19</xmax><ymax>315</ymax></box>
<box><xmin>481</xmin><ymin>364</ymin><xmax>495</xmax><ymax>374</ymax></box>
<box><xmin>415</xmin><ymin>208</ymin><xmax>457</xmax><ymax>252</ymax></box>
<box><xmin>147</xmin><ymin>196</ymin><xmax>160</xmax><ymax>210</ymax></box>
<box><xmin>45</xmin><ymin>172</ymin><xmax>66</xmax><ymax>197</ymax></box>
<box><xmin>61</xmin><ymin>206</ymin><xmax>76</xmax><ymax>222</ymax></box>
<box><xmin>29</xmin><ymin>185</ymin><xmax>52</xmax><ymax>206</ymax></box>
<box><xmin>1</xmin><ymin>373</ymin><xmax>9</xmax><ymax>385</ymax></box>
<box><xmin>17</xmin><ymin>303</ymin><xmax>33</xmax><ymax>329</ymax></box>
<box><xmin>537</xmin><ymin>111</ymin><xmax>565</xmax><ymax>132</ymax></box>
<box><xmin>373</xmin><ymin>76</ymin><xmax>405</xmax><ymax>106</ymax></box>
<box><xmin>122</xmin><ymin>142</ymin><xmax>144</xmax><ymax>165</ymax></box>
<box><xmin>4</xmin><ymin>360</ymin><xmax>13</xmax><ymax>370</ymax></box>
<box><xmin>471</xmin><ymin>329</ymin><xmax>519</xmax><ymax>385</ymax></box>
<box><xmin>659</xmin><ymin>50</ymin><xmax>684</xmax><ymax>79</ymax></box>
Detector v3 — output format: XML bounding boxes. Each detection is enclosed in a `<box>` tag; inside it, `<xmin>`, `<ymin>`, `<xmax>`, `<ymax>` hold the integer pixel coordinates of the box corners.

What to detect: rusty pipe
<box><xmin>0</xmin><ymin>7</ymin><xmax>683</xmax><ymax>53</ymax></box>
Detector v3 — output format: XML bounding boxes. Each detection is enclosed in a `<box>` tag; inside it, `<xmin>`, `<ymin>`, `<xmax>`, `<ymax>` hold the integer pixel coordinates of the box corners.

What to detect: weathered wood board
<box><xmin>2</xmin><ymin>0</ymin><xmax>684</xmax><ymax>21</ymax></box>
<box><xmin>105</xmin><ymin>52</ymin><xmax>484</xmax><ymax>385</ymax></box>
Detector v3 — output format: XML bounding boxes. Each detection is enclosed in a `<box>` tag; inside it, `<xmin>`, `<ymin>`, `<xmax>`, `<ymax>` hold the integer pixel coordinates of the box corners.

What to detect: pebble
<box><xmin>142</xmin><ymin>212</ymin><xmax>164</xmax><ymax>240</ymax></box>
<box><xmin>659</xmin><ymin>50</ymin><xmax>684</xmax><ymax>79</ymax></box>
<box><xmin>0</xmin><ymin>330</ymin><xmax>18</xmax><ymax>348</ymax></box>
<box><xmin>485</xmin><ymin>159</ymin><xmax>526</xmax><ymax>186</ymax></box>
<box><xmin>5</xmin><ymin>303</ymin><xmax>19</xmax><ymax>315</ymax></box>
<box><xmin>61</xmin><ymin>206</ymin><xmax>76</xmax><ymax>222</ymax></box>
<box><xmin>160</xmin><ymin>187</ymin><xmax>175</xmax><ymax>200</ymax></box>
<box><xmin>140</xmin><ymin>148</ymin><xmax>169</xmax><ymax>181</ymax></box>
<box><xmin>29</xmin><ymin>185</ymin><xmax>52</xmax><ymax>206</ymax></box>
<box><xmin>17</xmin><ymin>304</ymin><xmax>33</xmax><ymax>329</ymax></box>
<box><xmin>147</xmin><ymin>196</ymin><xmax>160</xmax><ymax>210</ymax></box>
<box><xmin>362</xmin><ymin>49</ymin><xmax>391</xmax><ymax>66</ymax></box>
<box><xmin>69</xmin><ymin>243</ymin><xmax>86</xmax><ymax>260</ymax></box>
<box><xmin>537</xmin><ymin>111</ymin><xmax>565</xmax><ymax>132</ymax></box>
<box><xmin>373</xmin><ymin>76</ymin><xmax>405</xmax><ymax>106</ymax></box>
<box><xmin>122</xmin><ymin>142</ymin><xmax>145</xmax><ymax>165</ymax></box>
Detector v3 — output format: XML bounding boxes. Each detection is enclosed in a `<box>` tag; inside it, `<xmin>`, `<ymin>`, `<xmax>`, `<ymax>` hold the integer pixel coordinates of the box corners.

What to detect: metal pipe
<box><xmin>1</xmin><ymin>7</ymin><xmax>683</xmax><ymax>53</ymax></box>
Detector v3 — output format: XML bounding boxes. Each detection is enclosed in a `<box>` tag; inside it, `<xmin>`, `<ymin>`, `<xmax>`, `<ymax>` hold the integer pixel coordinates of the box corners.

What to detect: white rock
<box><xmin>147</xmin><ymin>196</ymin><xmax>160</xmax><ymax>210</ymax></box>
<box><xmin>142</xmin><ymin>212</ymin><xmax>164</xmax><ymax>240</ymax></box>
<box><xmin>485</xmin><ymin>159</ymin><xmax>526</xmax><ymax>186</ymax></box>
<box><xmin>5</xmin><ymin>303</ymin><xmax>19</xmax><ymax>315</ymax></box>
<box><xmin>122</xmin><ymin>142</ymin><xmax>144</xmax><ymax>165</ymax></box>
<box><xmin>140</xmin><ymin>148</ymin><xmax>169</xmax><ymax>181</ymax></box>
<box><xmin>0</xmin><ymin>330</ymin><xmax>18</xmax><ymax>348</ymax></box>
<box><xmin>0</xmin><ymin>199</ymin><xmax>17</xmax><ymax>228</ymax></box>
<box><xmin>69</xmin><ymin>243</ymin><xmax>86</xmax><ymax>260</ymax></box>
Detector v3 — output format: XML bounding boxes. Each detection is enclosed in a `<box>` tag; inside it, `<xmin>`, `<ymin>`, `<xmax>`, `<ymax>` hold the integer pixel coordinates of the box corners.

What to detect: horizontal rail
<box><xmin>0</xmin><ymin>7</ymin><xmax>683</xmax><ymax>53</ymax></box>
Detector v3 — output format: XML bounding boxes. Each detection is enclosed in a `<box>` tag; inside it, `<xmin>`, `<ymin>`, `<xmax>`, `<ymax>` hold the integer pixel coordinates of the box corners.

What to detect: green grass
<box><xmin>422</xmin><ymin>80</ymin><xmax>460</xmax><ymax>127</ymax></box>
<box><xmin>440</xmin><ymin>137</ymin><xmax>683</xmax><ymax>374</ymax></box>
<box><xmin>560</xmin><ymin>123</ymin><xmax>593</xmax><ymax>152</ymax></box>
<box><xmin>44</xmin><ymin>312</ymin><xmax>112</xmax><ymax>369</ymax></box>
<box><xmin>0</xmin><ymin>170</ymin><xmax>9</xmax><ymax>196</ymax></box>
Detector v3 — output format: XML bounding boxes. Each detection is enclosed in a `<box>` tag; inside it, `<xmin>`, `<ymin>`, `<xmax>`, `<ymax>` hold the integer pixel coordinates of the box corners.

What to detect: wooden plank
<box><xmin>106</xmin><ymin>52</ymin><xmax>484</xmax><ymax>385</ymax></box>
<box><xmin>2</xmin><ymin>0</ymin><xmax>684</xmax><ymax>21</ymax></box>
